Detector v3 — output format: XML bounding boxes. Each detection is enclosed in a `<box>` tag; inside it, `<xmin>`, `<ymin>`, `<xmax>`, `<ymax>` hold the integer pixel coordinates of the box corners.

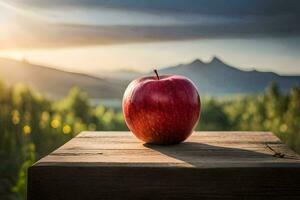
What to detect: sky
<box><xmin>0</xmin><ymin>0</ymin><xmax>299</xmax><ymax>75</ymax></box>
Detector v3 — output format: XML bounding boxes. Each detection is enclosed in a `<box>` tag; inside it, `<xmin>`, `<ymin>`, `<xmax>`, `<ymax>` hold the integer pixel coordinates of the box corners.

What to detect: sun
<box><xmin>2</xmin><ymin>51</ymin><xmax>25</xmax><ymax>61</ymax></box>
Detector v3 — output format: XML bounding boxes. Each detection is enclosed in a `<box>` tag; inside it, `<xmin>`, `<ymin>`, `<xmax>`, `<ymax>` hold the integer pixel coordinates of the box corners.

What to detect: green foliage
<box><xmin>221</xmin><ymin>83</ymin><xmax>300</xmax><ymax>152</ymax></box>
<box><xmin>0</xmin><ymin>83</ymin><xmax>127</xmax><ymax>200</ymax></box>
<box><xmin>0</xmin><ymin>81</ymin><xmax>299</xmax><ymax>200</ymax></box>
<box><xmin>197</xmin><ymin>98</ymin><xmax>231</xmax><ymax>131</ymax></box>
<box><xmin>198</xmin><ymin>82</ymin><xmax>300</xmax><ymax>151</ymax></box>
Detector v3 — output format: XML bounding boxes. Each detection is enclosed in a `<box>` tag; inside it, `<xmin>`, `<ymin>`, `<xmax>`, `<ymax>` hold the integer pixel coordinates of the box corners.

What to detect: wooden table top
<box><xmin>35</xmin><ymin>131</ymin><xmax>300</xmax><ymax>168</ymax></box>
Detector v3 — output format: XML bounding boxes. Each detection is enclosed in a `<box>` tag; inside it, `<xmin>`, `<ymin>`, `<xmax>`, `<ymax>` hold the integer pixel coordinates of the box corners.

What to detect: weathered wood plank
<box><xmin>35</xmin><ymin>131</ymin><xmax>300</xmax><ymax>167</ymax></box>
<box><xmin>28</xmin><ymin>131</ymin><xmax>300</xmax><ymax>200</ymax></box>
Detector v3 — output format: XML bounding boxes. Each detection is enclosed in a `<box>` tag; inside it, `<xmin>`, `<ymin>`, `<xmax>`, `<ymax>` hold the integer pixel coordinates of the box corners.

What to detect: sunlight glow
<box><xmin>1</xmin><ymin>51</ymin><xmax>25</xmax><ymax>61</ymax></box>
<box><xmin>1</xmin><ymin>38</ymin><xmax>299</xmax><ymax>75</ymax></box>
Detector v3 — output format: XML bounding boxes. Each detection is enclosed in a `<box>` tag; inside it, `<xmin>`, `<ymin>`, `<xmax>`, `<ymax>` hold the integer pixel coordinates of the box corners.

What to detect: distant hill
<box><xmin>0</xmin><ymin>57</ymin><xmax>299</xmax><ymax>99</ymax></box>
<box><xmin>0</xmin><ymin>58</ymin><xmax>125</xmax><ymax>99</ymax></box>
<box><xmin>157</xmin><ymin>57</ymin><xmax>300</xmax><ymax>95</ymax></box>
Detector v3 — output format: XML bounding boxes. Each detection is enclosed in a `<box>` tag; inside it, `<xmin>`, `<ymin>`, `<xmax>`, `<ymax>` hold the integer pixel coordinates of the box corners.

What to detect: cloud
<box><xmin>0</xmin><ymin>0</ymin><xmax>299</xmax><ymax>50</ymax></box>
<box><xmin>9</xmin><ymin>0</ymin><xmax>300</xmax><ymax>16</ymax></box>
<box><xmin>0</xmin><ymin>14</ymin><xmax>299</xmax><ymax>50</ymax></box>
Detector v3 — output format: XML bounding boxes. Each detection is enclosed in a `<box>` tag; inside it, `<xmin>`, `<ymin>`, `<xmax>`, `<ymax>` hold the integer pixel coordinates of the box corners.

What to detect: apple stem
<box><xmin>154</xmin><ymin>69</ymin><xmax>160</xmax><ymax>80</ymax></box>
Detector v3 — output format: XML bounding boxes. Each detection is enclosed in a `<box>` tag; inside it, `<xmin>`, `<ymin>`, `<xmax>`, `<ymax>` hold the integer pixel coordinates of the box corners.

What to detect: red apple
<box><xmin>122</xmin><ymin>70</ymin><xmax>201</xmax><ymax>145</ymax></box>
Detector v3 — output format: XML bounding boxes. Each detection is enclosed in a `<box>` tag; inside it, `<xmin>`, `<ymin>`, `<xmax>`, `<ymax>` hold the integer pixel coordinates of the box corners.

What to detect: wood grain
<box><xmin>28</xmin><ymin>131</ymin><xmax>300</xmax><ymax>200</ymax></box>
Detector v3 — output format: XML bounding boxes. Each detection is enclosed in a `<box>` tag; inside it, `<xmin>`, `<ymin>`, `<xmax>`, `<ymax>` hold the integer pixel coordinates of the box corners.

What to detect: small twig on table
<box><xmin>266</xmin><ymin>144</ymin><xmax>285</xmax><ymax>158</ymax></box>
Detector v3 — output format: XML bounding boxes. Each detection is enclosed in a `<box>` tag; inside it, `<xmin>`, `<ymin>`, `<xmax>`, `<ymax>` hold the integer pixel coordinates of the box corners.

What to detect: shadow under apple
<box><xmin>144</xmin><ymin>141</ymin><xmax>277</xmax><ymax>168</ymax></box>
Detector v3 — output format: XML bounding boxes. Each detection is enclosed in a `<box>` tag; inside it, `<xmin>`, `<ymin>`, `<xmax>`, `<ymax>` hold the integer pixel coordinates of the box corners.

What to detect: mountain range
<box><xmin>158</xmin><ymin>57</ymin><xmax>300</xmax><ymax>95</ymax></box>
<box><xmin>0</xmin><ymin>57</ymin><xmax>299</xmax><ymax>99</ymax></box>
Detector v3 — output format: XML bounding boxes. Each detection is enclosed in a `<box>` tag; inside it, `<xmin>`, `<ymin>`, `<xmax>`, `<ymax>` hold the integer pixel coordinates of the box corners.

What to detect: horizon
<box><xmin>1</xmin><ymin>54</ymin><xmax>300</xmax><ymax>77</ymax></box>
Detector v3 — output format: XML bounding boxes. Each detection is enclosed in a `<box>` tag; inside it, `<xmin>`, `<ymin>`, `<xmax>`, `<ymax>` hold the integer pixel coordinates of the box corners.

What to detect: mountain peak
<box><xmin>190</xmin><ymin>59</ymin><xmax>205</xmax><ymax>65</ymax></box>
<box><xmin>210</xmin><ymin>56</ymin><xmax>223</xmax><ymax>64</ymax></box>
<box><xmin>189</xmin><ymin>57</ymin><xmax>225</xmax><ymax>66</ymax></box>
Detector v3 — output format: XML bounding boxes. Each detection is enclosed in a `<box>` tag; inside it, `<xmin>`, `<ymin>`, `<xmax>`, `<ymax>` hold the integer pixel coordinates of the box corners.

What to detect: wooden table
<box><xmin>28</xmin><ymin>131</ymin><xmax>300</xmax><ymax>200</ymax></box>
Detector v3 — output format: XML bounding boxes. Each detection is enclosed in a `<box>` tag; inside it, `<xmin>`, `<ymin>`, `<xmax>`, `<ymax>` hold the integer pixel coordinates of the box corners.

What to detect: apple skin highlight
<box><xmin>122</xmin><ymin>71</ymin><xmax>201</xmax><ymax>145</ymax></box>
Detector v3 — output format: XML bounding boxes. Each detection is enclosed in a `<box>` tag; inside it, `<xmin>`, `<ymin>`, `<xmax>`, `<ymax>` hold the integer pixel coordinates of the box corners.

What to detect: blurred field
<box><xmin>0</xmin><ymin>80</ymin><xmax>300</xmax><ymax>200</ymax></box>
